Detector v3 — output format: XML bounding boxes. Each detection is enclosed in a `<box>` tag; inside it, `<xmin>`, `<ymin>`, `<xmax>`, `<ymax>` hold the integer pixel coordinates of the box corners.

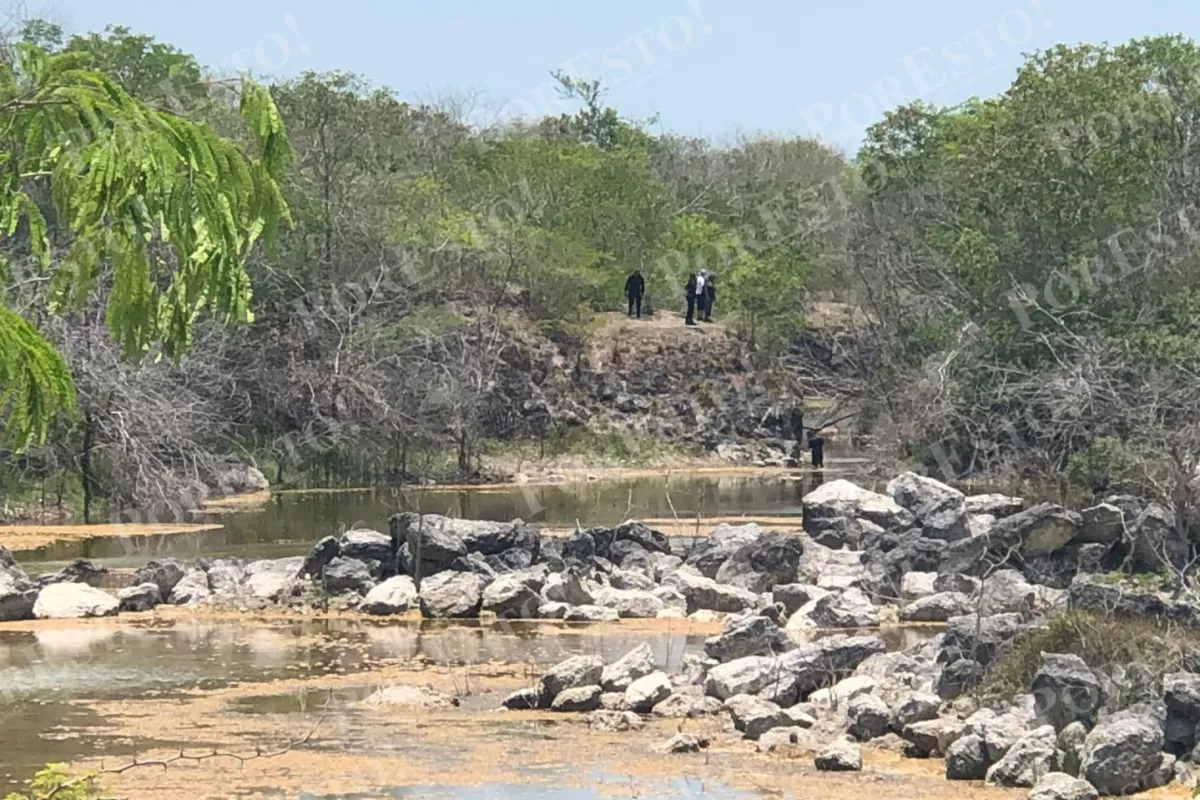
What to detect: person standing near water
<box><xmin>624</xmin><ymin>270</ymin><xmax>645</xmax><ymax>318</ymax></box>
<box><xmin>807</xmin><ymin>429</ymin><xmax>825</xmax><ymax>469</ymax></box>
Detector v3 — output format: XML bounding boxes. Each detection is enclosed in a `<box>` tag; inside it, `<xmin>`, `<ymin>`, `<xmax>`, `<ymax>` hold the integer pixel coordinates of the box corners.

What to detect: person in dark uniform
<box><xmin>684</xmin><ymin>273</ymin><xmax>698</xmax><ymax>326</ymax></box>
<box><xmin>702</xmin><ymin>272</ymin><xmax>717</xmax><ymax>322</ymax></box>
<box><xmin>807</xmin><ymin>429</ymin><xmax>825</xmax><ymax>469</ymax></box>
<box><xmin>624</xmin><ymin>270</ymin><xmax>645</xmax><ymax>318</ymax></box>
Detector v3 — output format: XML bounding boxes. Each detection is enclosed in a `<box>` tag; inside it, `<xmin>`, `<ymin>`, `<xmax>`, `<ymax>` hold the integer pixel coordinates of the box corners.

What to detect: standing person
<box><xmin>694</xmin><ymin>271</ymin><xmax>708</xmax><ymax>322</ymax></box>
<box><xmin>702</xmin><ymin>272</ymin><xmax>717</xmax><ymax>322</ymax></box>
<box><xmin>790</xmin><ymin>405</ymin><xmax>806</xmax><ymax>466</ymax></box>
<box><xmin>624</xmin><ymin>270</ymin><xmax>645</xmax><ymax>318</ymax></box>
<box><xmin>807</xmin><ymin>429</ymin><xmax>825</xmax><ymax>469</ymax></box>
<box><xmin>684</xmin><ymin>272</ymin><xmax>699</xmax><ymax>326</ymax></box>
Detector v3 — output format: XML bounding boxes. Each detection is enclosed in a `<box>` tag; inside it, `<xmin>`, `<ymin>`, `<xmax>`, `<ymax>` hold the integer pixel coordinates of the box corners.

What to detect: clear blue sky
<box><xmin>47</xmin><ymin>0</ymin><xmax>1200</xmax><ymax>154</ymax></box>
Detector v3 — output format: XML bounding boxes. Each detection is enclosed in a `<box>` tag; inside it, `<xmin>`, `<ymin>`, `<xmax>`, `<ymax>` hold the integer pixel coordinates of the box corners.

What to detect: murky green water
<box><xmin>19</xmin><ymin>472</ymin><xmax>833</xmax><ymax>568</ymax></box>
<box><xmin>298</xmin><ymin>778</ymin><xmax>749</xmax><ymax>799</ymax></box>
<box><xmin>0</xmin><ymin>618</ymin><xmax>714</xmax><ymax>794</ymax></box>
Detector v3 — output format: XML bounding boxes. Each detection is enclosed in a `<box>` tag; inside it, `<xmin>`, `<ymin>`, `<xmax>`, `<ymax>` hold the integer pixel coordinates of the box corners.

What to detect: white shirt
<box><xmin>695</xmin><ymin>274</ymin><xmax>706</xmax><ymax>295</ymax></box>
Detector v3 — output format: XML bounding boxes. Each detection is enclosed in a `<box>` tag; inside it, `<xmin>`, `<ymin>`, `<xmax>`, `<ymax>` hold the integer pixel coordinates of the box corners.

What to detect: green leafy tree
<box><xmin>0</xmin><ymin>42</ymin><xmax>291</xmax><ymax>450</ymax></box>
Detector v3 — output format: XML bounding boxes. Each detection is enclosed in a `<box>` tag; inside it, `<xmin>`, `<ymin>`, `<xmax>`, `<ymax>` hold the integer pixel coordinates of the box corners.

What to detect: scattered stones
<box><xmin>502</xmin><ymin>687</ymin><xmax>545</xmax><ymax>710</ymax></box>
<box><xmin>624</xmin><ymin>671</ymin><xmax>672</xmax><ymax>713</ymax></box>
<box><xmin>964</xmin><ymin>494</ymin><xmax>1023</xmax><ymax>518</ymax></box>
<box><xmin>32</xmin><ymin>583</ymin><xmax>119</xmax><ymax>619</ymax></box>
<box><xmin>117</xmin><ymin>582</ymin><xmax>161</xmax><ymax>613</ymax></box>
<box><xmin>655</xmin><ymin>733</ymin><xmax>708</xmax><ymax>754</ymax></box>
<box><xmin>887</xmin><ymin>472</ymin><xmax>969</xmax><ymax>541</ymax></box>
<box><xmin>726</xmin><ymin>694</ymin><xmax>787</xmax><ymax>740</ymax></box>
<box><xmin>988</xmin><ymin>504</ymin><xmax>1081</xmax><ymax>557</ymax></box>
<box><xmin>945</xmin><ymin>733</ymin><xmax>990</xmax><ymax>780</ymax></box>
<box><xmin>714</xmin><ymin>532</ymin><xmax>804</xmax><ymax>593</ymax></box>
<box><xmin>664</xmin><ymin>569</ymin><xmax>757</xmax><ymax>614</ymax></box>
<box><xmin>551</xmin><ymin>685</ymin><xmax>603</xmax><ymax>712</ymax></box>
<box><xmin>363</xmin><ymin>685</ymin><xmax>458</xmax><ymax>709</ymax></box>
<box><xmin>321</xmin><ymin>557</ymin><xmax>374</xmax><ymax>596</ymax></box>
<box><xmin>360</xmin><ymin>575</ymin><xmax>418</xmax><ymax>615</ymax></box>
<box><xmin>704</xmin><ymin>612</ymin><xmax>794</xmax><ymax>662</ymax></box>
<box><xmin>985</xmin><ymin>725</ymin><xmax>1057</xmax><ymax>787</ymax></box>
<box><xmin>600</xmin><ymin>643</ymin><xmax>656</xmax><ymax>692</ymax></box>
<box><xmin>540</xmin><ymin>655</ymin><xmax>604</xmax><ymax>699</ymax></box>
<box><xmin>168</xmin><ymin>569</ymin><xmax>211</xmax><ymax>605</ymax></box>
<box><xmin>339</xmin><ymin>529</ymin><xmax>393</xmax><ymax>564</ymax></box>
<box><xmin>892</xmin><ymin>692</ymin><xmax>941</xmax><ymax>730</ymax></box>
<box><xmin>417</xmin><ymin>571</ymin><xmax>484</xmax><ymax>619</ymax></box>
<box><xmin>480</xmin><ymin>573</ymin><xmax>540</xmax><ymax>618</ymax></box>
<box><xmin>651</xmin><ymin>693</ymin><xmax>723</xmax><ymax>718</ymax></box>
<box><xmin>1080</xmin><ymin>702</ymin><xmax>1167</xmax><ymax>796</ymax></box>
<box><xmin>1078</xmin><ymin>504</ymin><xmax>1124</xmax><ymax>546</ymax></box>
<box><xmin>588</xmin><ymin>710</ymin><xmax>644</xmax><ymax>731</ymax></box>
<box><xmin>814</xmin><ymin>738</ymin><xmax>863</xmax><ymax>772</ymax></box>
<box><xmin>299</xmin><ymin>537</ymin><xmax>340</xmax><ymax>580</ymax></box>
<box><xmin>0</xmin><ymin>564</ymin><xmax>37</xmax><ymax>621</ymax></box>
<box><xmin>847</xmin><ymin>693</ymin><xmax>891</xmax><ymax>741</ymax></box>
<box><xmin>788</xmin><ymin>587</ymin><xmax>879</xmax><ymax>629</ymax></box>
<box><xmin>1028</xmin><ymin>772</ymin><xmax>1099</xmax><ymax>800</ymax></box>
<box><xmin>900</xmin><ymin>591</ymin><xmax>970</xmax><ymax>622</ymax></box>
<box><xmin>1031</xmin><ymin>653</ymin><xmax>1105</xmax><ymax>732</ymax></box>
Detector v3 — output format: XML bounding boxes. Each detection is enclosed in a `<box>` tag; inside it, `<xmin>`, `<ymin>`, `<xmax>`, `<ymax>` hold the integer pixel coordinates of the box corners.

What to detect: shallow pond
<box><xmin>0</xmin><ymin>615</ymin><xmax>940</xmax><ymax>796</ymax></box>
<box><xmin>18</xmin><ymin>472</ymin><xmax>834</xmax><ymax>569</ymax></box>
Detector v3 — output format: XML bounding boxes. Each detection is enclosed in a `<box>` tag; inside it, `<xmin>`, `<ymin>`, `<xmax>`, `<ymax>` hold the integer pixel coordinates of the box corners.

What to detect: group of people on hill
<box><xmin>621</xmin><ymin>269</ymin><xmax>717</xmax><ymax>325</ymax></box>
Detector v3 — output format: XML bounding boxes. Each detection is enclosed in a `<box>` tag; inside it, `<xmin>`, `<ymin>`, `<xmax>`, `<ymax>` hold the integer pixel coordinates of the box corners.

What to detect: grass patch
<box><xmin>983</xmin><ymin>611</ymin><xmax>1200</xmax><ymax>709</ymax></box>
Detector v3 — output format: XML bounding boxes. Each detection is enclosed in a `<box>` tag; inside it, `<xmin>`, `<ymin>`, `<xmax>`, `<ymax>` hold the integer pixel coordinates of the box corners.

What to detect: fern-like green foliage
<box><xmin>0</xmin><ymin>43</ymin><xmax>292</xmax><ymax>450</ymax></box>
<box><xmin>2</xmin><ymin>763</ymin><xmax>101</xmax><ymax>800</ymax></box>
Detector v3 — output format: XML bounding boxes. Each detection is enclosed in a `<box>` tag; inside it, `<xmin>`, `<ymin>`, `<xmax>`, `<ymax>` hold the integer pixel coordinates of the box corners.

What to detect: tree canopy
<box><xmin>0</xmin><ymin>40</ymin><xmax>290</xmax><ymax>450</ymax></box>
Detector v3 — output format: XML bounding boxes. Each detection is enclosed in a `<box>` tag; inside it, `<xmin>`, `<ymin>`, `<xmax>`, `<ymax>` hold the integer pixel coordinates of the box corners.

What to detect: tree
<box><xmin>0</xmin><ymin>42</ymin><xmax>291</xmax><ymax>451</ymax></box>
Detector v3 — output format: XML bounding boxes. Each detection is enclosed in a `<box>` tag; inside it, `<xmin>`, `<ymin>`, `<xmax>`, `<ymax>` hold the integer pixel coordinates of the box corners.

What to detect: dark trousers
<box><xmin>628</xmin><ymin>294</ymin><xmax>642</xmax><ymax>317</ymax></box>
<box><xmin>811</xmin><ymin>447</ymin><xmax>824</xmax><ymax>468</ymax></box>
<box><xmin>685</xmin><ymin>295</ymin><xmax>696</xmax><ymax>324</ymax></box>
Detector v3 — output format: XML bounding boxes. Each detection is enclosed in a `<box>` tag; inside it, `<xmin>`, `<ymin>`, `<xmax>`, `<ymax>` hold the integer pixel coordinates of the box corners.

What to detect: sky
<box><xmin>43</xmin><ymin>0</ymin><xmax>1200</xmax><ymax>154</ymax></box>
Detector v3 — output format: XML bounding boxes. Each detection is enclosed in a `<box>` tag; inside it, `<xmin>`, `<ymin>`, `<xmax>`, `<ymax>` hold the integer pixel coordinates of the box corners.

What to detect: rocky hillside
<box><xmin>482</xmin><ymin>310</ymin><xmax>805</xmax><ymax>454</ymax></box>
